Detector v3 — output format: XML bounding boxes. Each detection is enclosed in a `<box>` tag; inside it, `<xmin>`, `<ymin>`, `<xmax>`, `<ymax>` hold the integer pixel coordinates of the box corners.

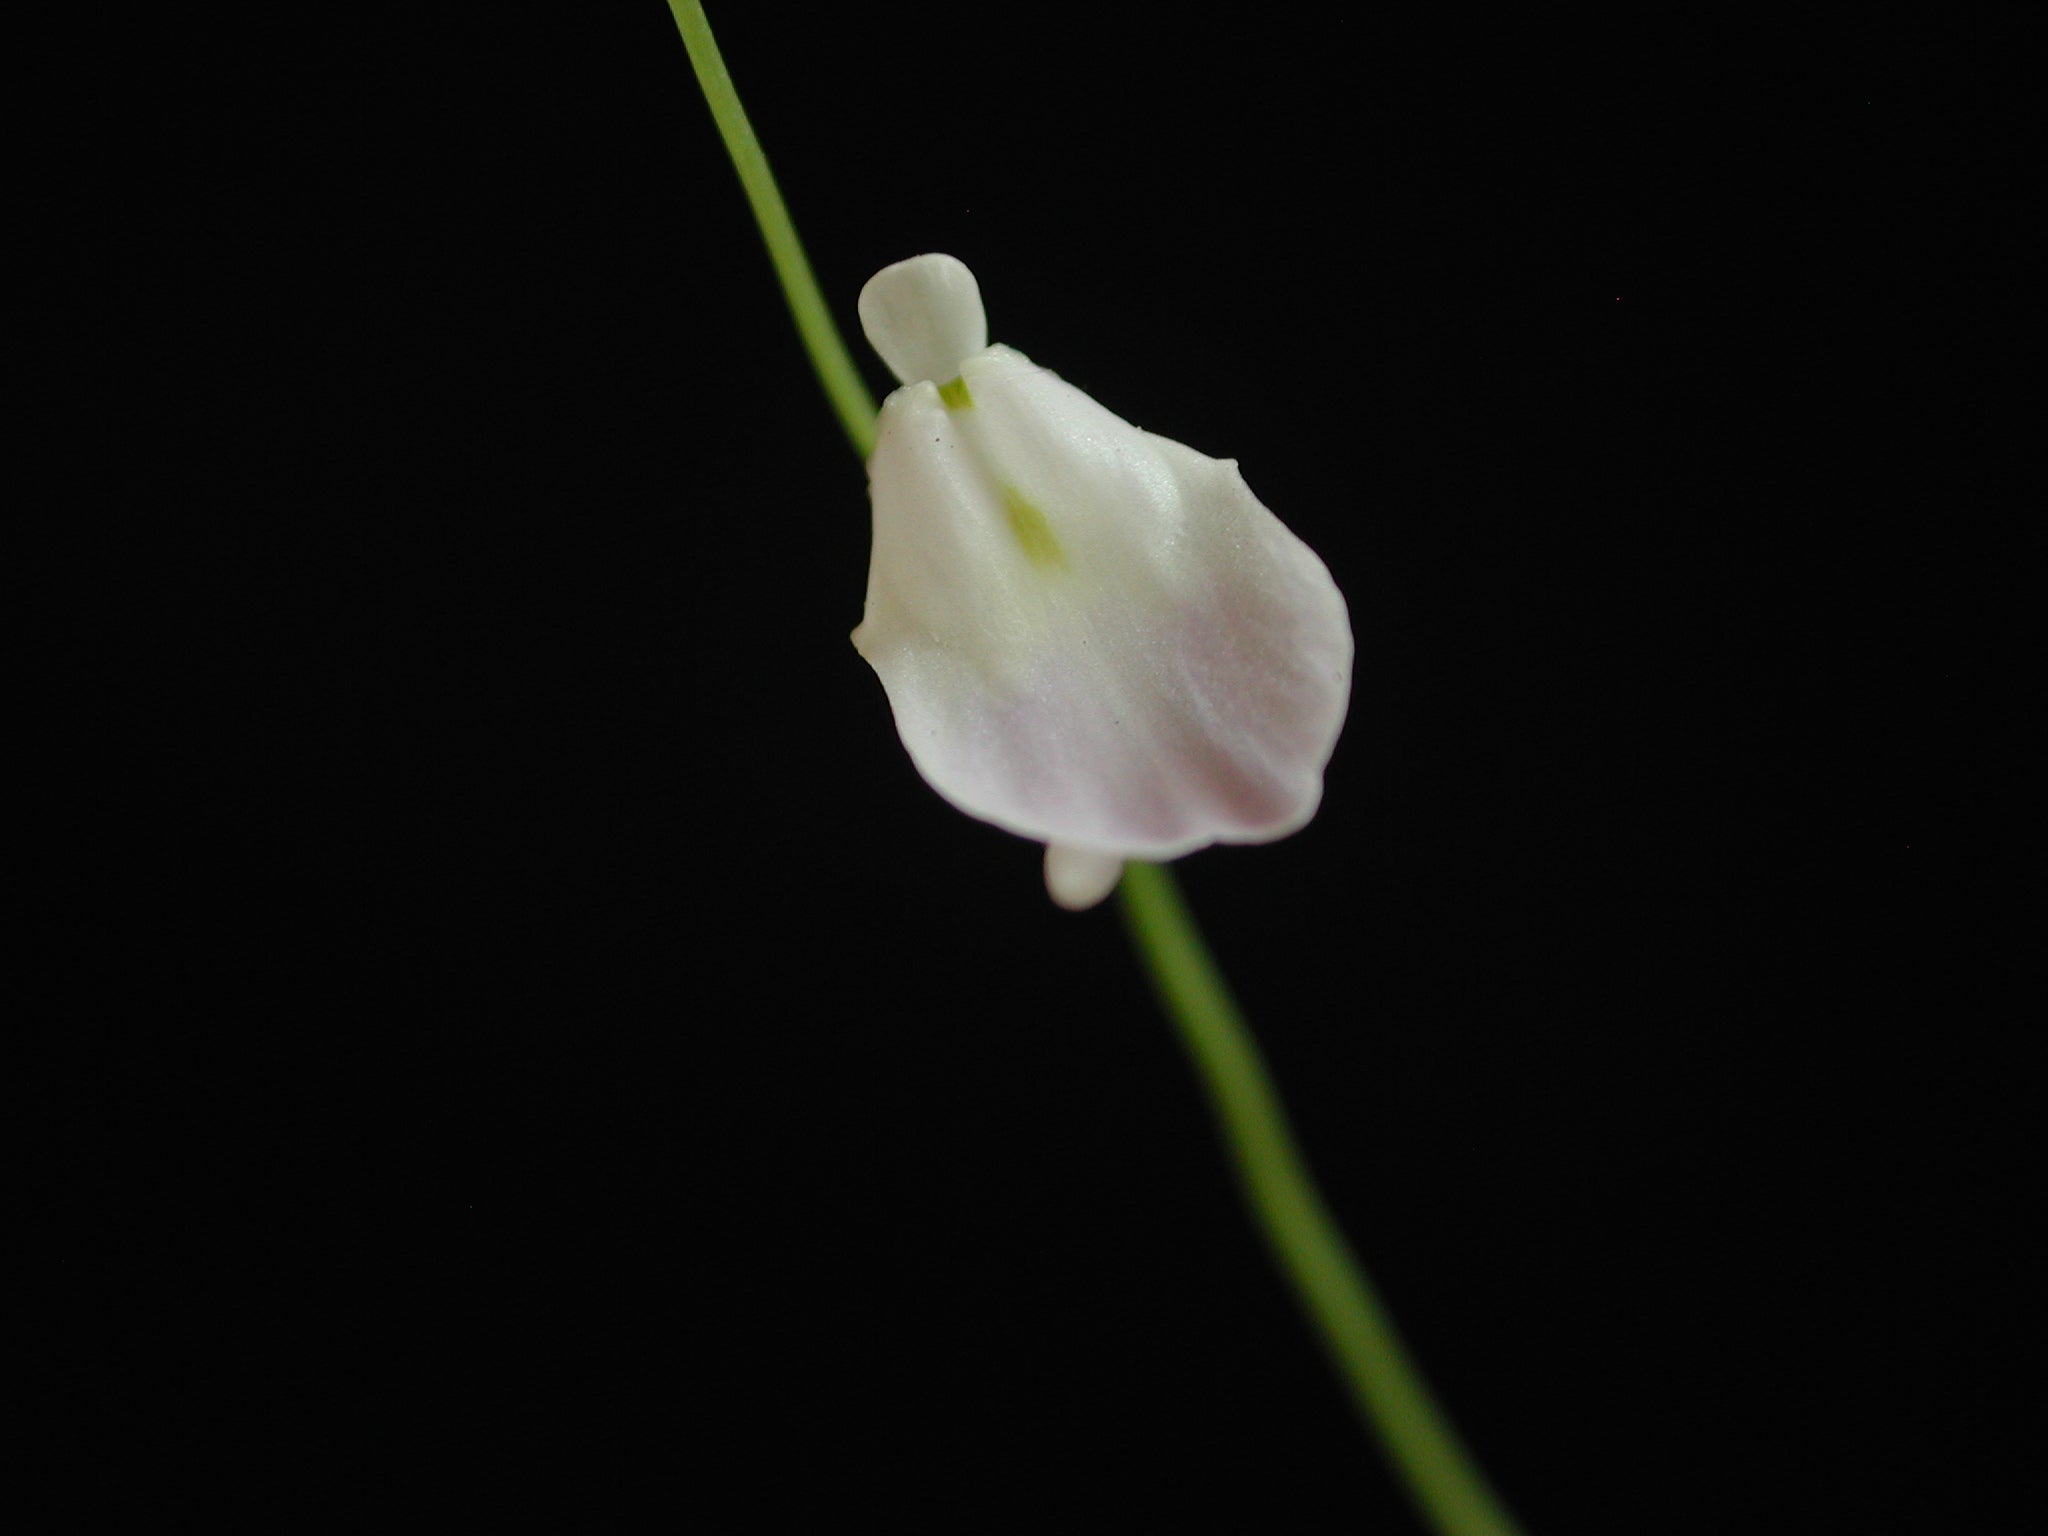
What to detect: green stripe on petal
<box><xmin>1001</xmin><ymin>485</ymin><xmax>1068</xmax><ymax>571</ymax></box>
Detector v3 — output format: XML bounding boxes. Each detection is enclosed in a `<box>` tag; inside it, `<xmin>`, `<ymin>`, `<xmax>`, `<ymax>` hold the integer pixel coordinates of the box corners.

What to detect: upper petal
<box><xmin>853</xmin><ymin>345</ymin><xmax>1352</xmax><ymax>861</ymax></box>
<box><xmin>857</xmin><ymin>255</ymin><xmax>988</xmax><ymax>387</ymax></box>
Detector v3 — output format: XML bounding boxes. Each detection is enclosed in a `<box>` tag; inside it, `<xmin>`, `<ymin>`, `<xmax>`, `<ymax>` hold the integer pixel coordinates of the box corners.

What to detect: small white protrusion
<box><xmin>858</xmin><ymin>254</ymin><xmax>988</xmax><ymax>386</ymax></box>
<box><xmin>1044</xmin><ymin>844</ymin><xmax>1126</xmax><ymax>912</ymax></box>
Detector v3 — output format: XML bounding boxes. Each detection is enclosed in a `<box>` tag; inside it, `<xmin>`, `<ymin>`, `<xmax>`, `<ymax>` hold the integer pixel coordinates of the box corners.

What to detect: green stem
<box><xmin>1118</xmin><ymin>863</ymin><xmax>1525</xmax><ymax>1536</ymax></box>
<box><xmin>665</xmin><ymin>0</ymin><xmax>877</xmax><ymax>458</ymax></box>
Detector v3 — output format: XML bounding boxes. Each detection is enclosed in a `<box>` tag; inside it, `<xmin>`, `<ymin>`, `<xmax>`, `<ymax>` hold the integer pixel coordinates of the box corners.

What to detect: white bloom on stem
<box><xmin>853</xmin><ymin>254</ymin><xmax>1352</xmax><ymax>911</ymax></box>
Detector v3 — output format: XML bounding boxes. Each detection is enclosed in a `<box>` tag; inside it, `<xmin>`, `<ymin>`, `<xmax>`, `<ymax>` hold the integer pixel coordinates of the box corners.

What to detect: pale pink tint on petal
<box><xmin>853</xmin><ymin>342</ymin><xmax>1351</xmax><ymax>866</ymax></box>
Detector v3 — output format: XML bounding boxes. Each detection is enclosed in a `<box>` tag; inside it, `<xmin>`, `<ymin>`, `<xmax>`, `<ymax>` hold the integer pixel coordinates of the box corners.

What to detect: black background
<box><xmin>37</xmin><ymin>4</ymin><xmax>2032</xmax><ymax>1527</ymax></box>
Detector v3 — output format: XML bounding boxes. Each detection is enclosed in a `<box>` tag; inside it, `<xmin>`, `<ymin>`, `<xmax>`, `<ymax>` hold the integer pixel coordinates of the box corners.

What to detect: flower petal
<box><xmin>1044</xmin><ymin>845</ymin><xmax>1126</xmax><ymax>911</ymax></box>
<box><xmin>857</xmin><ymin>254</ymin><xmax>988</xmax><ymax>388</ymax></box>
<box><xmin>853</xmin><ymin>343</ymin><xmax>1352</xmax><ymax>864</ymax></box>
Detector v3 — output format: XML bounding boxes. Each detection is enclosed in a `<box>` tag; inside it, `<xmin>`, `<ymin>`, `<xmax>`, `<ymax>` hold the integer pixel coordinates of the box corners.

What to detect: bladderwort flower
<box><xmin>852</xmin><ymin>254</ymin><xmax>1355</xmax><ymax>910</ymax></box>
<box><xmin>672</xmin><ymin>15</ymin><xmax>1527</xmax><ymax>1531</ymax></box>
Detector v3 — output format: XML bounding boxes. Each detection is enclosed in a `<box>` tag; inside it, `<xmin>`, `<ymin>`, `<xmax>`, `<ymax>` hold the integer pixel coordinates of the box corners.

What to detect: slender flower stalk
<box><xmin>664</xmin><ymin>0</ymin><xmax>875</xmax><ymax>456</ymax></box>
<box><xmin>666</xmin><ymin>6</ymin><xmax>1524</xmax><ymax>1533</ymax></box>
<box><xmin>1118</xmin><ymin>864</ymin><xmax>1524</xmax><ymax>1536</ymax></box>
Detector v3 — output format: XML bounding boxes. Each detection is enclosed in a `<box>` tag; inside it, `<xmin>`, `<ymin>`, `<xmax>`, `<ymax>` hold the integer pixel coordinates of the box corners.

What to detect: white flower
<box><xmin>852</xmin><ymin>254</ymin><xmax>1353</xmax><ymax>910</ymax></box>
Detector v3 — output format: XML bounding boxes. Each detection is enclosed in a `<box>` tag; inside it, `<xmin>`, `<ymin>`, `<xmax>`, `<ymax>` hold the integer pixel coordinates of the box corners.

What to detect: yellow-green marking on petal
<box><xmin>1001</xmin><ymin>484</ymin><xmax>1068</xmax><ymax>571</ymax></box>
<box><xmin>938</xmin><ymin>376</ymin><xmax>973</xmax><ymax>411</ymax></box>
